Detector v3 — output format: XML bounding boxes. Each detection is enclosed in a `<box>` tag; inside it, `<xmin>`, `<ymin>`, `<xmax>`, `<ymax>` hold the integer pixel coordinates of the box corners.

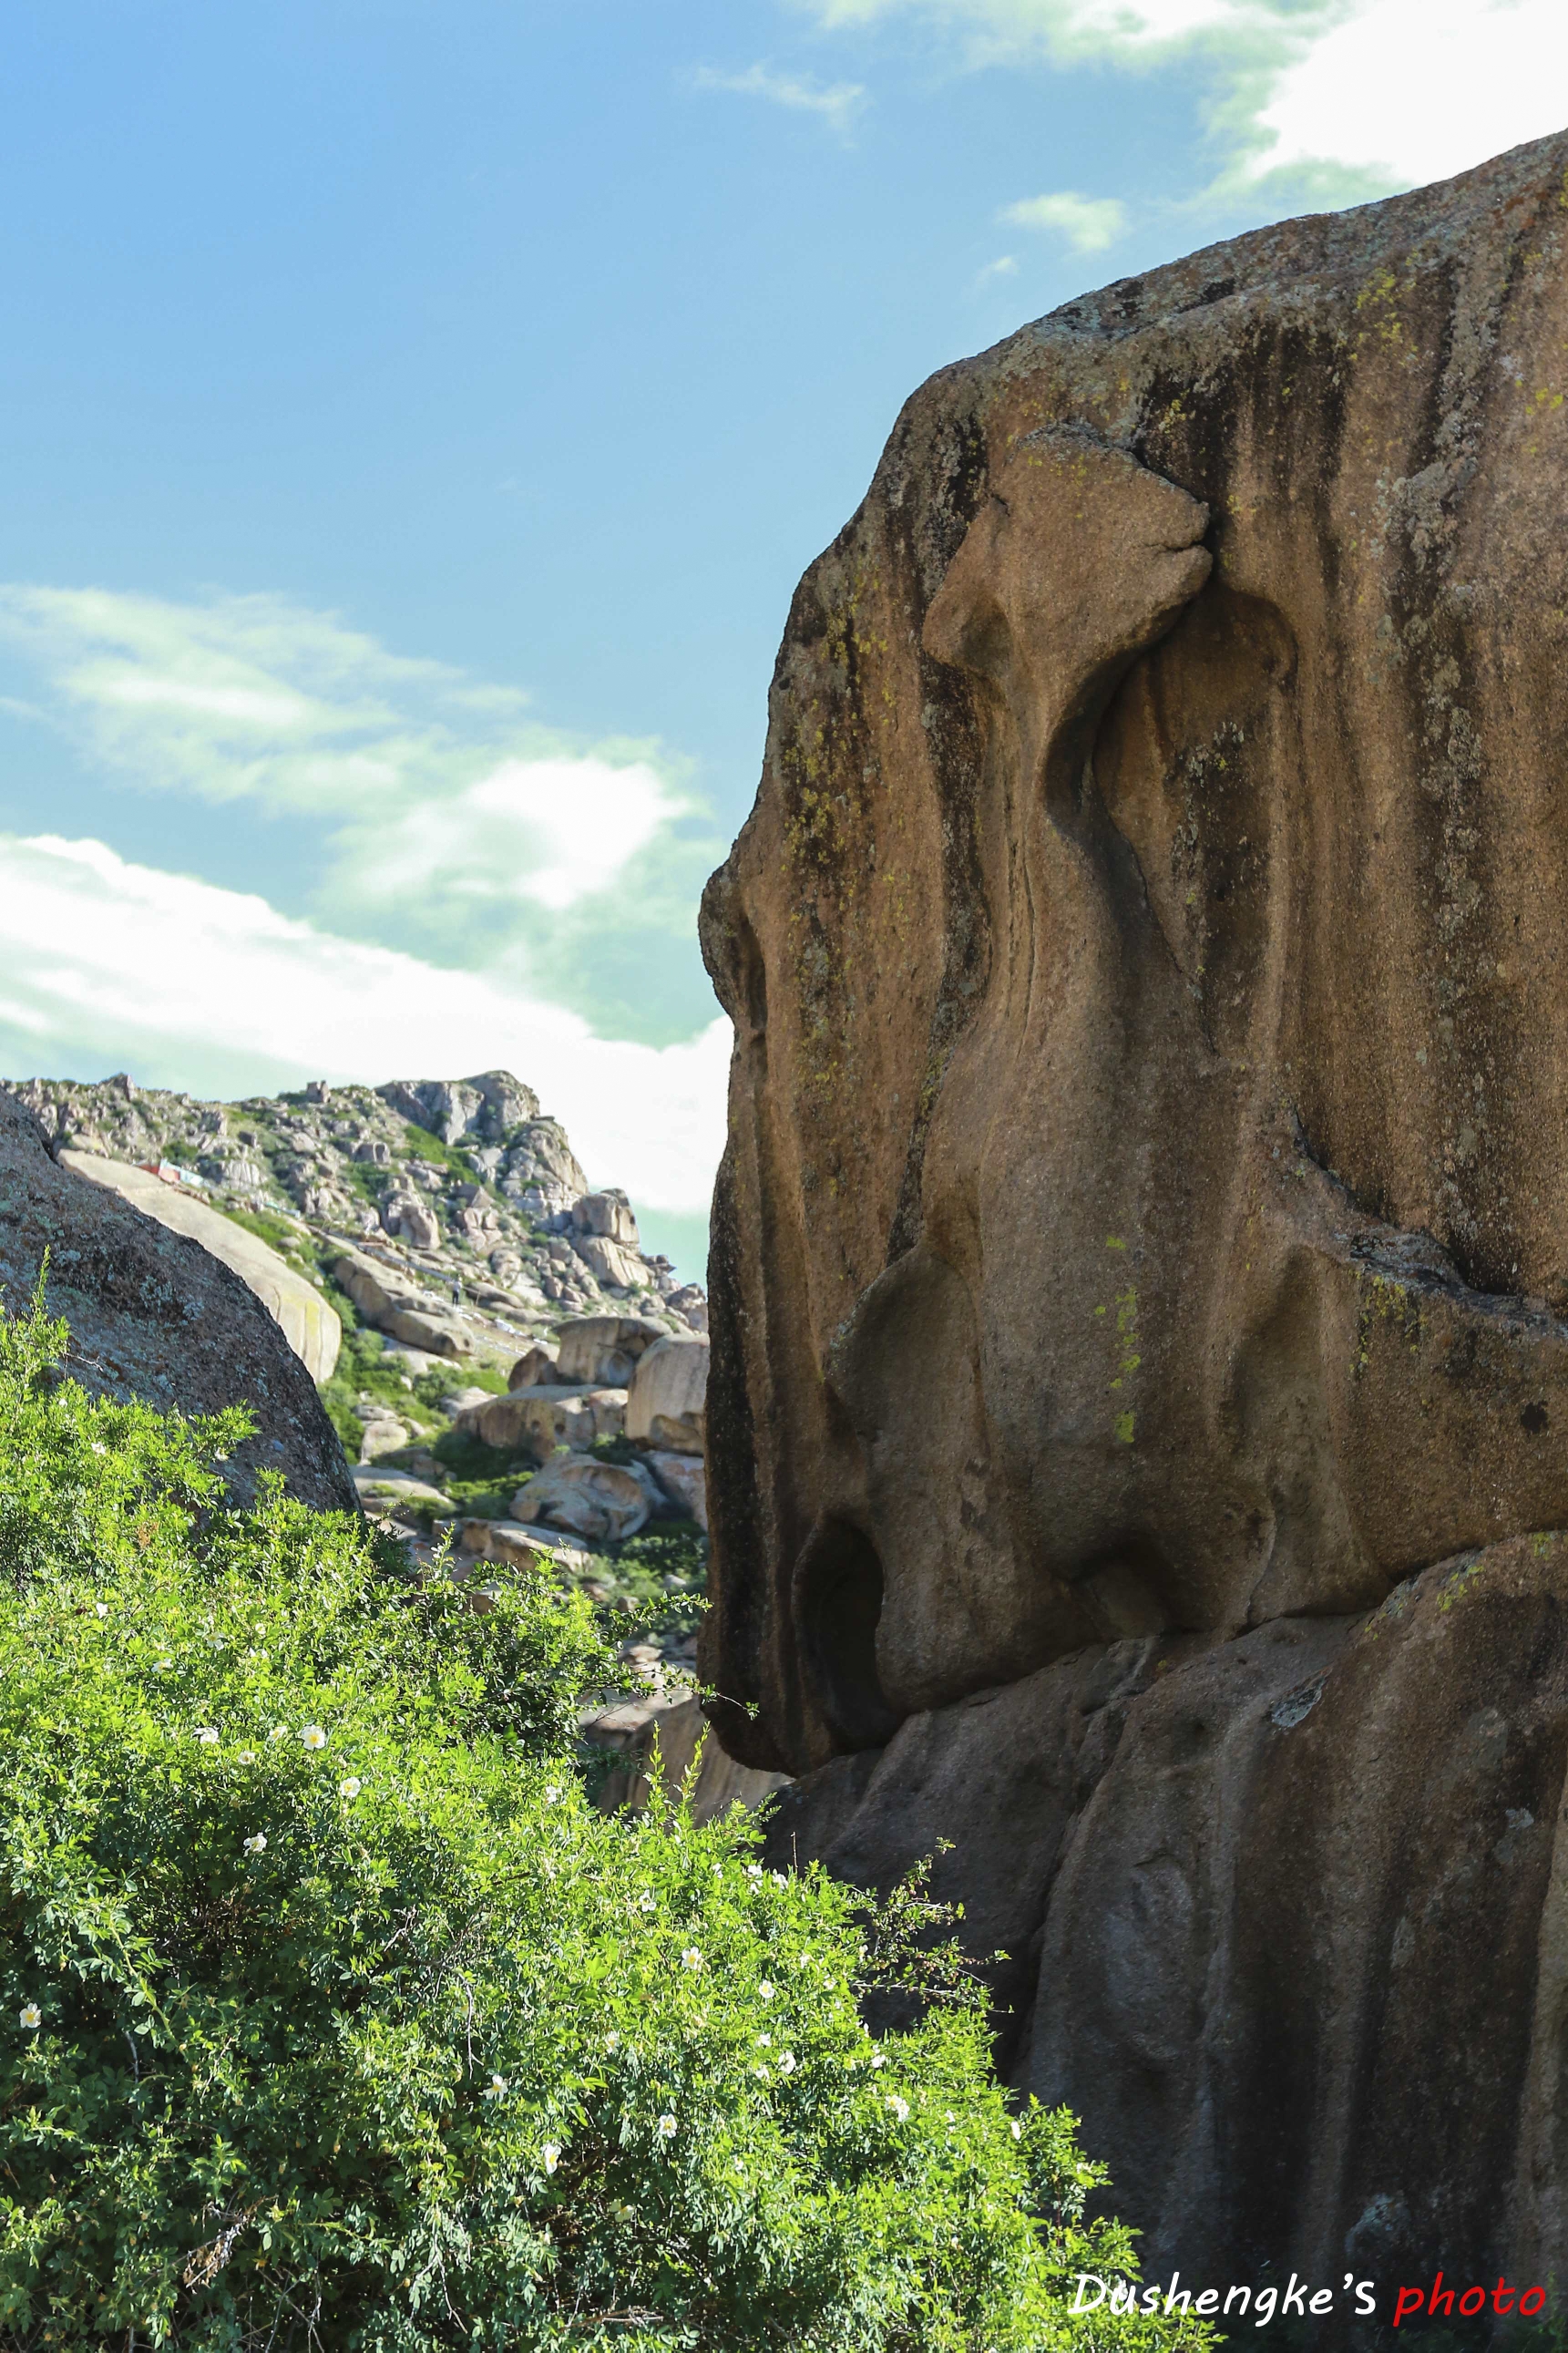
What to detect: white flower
<box><xmin>301</xmin><ymin>1725</ymin><xmax>328</xmax><ymax>1752</ymax></box>
<box><xmin>544</xmin><ymin>1783</ymin><xmax>562</xmax><ymax>1804</ymax></box>
<box><xmin>1011</xmin><ymin>2119</ymin><xmax>1023</xmax><ymax>2141</ymax></box>
<box><xmin>542</xmin><ymin>2142</ymin><xmax>561</xmax><ymax>2173</ymax></box>
<box><xmin>871</xmin><ymin>2051</ymin><xmax>886</xmax><ymax>2070</ymax></box>
<box><xmin>681</xmin><ymin>1947</ymin><xmax>702</xmax><ymax>1971</ymax></box>
<box><xmin>253</xmin><ymin>1622</ymin><xmax>265</xmax><ymax>1635</ymax></box>
<box><xmin>237</xmin><ymin>1750</ymin><xmax>257</xmax><ymax>1765</ymax></box>
<box><xmin>779</xmin><ymin>2051</ymin><xmax>797</xmax><ymax>2075</ymax></box>
<box><xmin>657</xmin><ymin>2113</ymin><xmax>677</xmax><ymax>2139</ymax></box>
<box><xmin>605</xmin><ymin>2031</ymin><xmax>620</xmax><ymax>2051</ymax></box>
<box><xmin>758</xmin><ymin>1981</ymin><xmax>775</xmax><ymax>2003</ymax></box>
<box><xmin>90</xmin><ymin>1441</ymin><xmax>106</xmax><ymax>1455</ymax></box>
<box><xmin>638</xmin><ymin>1892</ymin><xmax>656</xmax><ymax>1914</ymax></box>
<box><xmin>746</xmin><ymin>1863</ymin><xmax>764</xmax><ymax>1879</ymax></box>
<box><xmin>772</xmin><ymin>1871</ymin><xmax>786</xmax><ymax>1886</ymax></box>
<box><xmin>338</xmin><ymin>1777</ymin><xmax>362</xmax><ymax>1799</ymax></box>
<box><xmin>755</xmin><ymin>2033</ymin><xmax>772</xmax><ymax>2048</ymax></box>
<box><xmin>268</xmin><ymin>1725</ymin><xmax>288</xmax><ymax>1743</ymax></box>
<box><xmin>887</xmin><ymin>2095</ymin><xmax>910</xmax><ymax>2122</ymax></box>
<box><xmin>753</xmin><ymin>2062</ymin><xmax>771</xmax><ymax>2081</ymax></box>
<box><xmin>243</xmin><ymin>1833</ymin><xmax>267</xmax><ymax>1855</ymax></box>
<box><xmin>153</xmin><ymin>1659</ymin><xmax>173</xmax><ymax>1675</ymax></box>
<box><xmin>195</xmin><ymin>1727</ymin><xmax>220</xmax><ymax>1746</ymax></box>
<box><xmin>483</xmin><ymin>2073</ymin><xmax>508</xmax><ymax>2100</ymax></box>
<box><xmin>19</xmin><ymin>2003</ymin><xmax>41</xmax><ymax>2031</ymax></box>
<box><xmin>95</xmin><ymin>1602</ymin><xmax>108</xmax><ymax>1618</ymax></box>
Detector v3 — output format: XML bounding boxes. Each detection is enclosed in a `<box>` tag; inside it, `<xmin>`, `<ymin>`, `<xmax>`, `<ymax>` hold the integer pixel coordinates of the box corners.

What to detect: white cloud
<box><xmin>692</xmin><ymin>62</ymin><xmax>867</xmax><ymax>137</ymax></box>
<box><xmin>0</xmin><ymin>833</ymin><xmax>731</xmax><ymax>1215</ymax></box>
<box><xmin>1002</xmin><ymin>190</ymin><xmax>1128</xmax><ymax>251</ymax></box>
<box><xmin>1250</xmin><ymin>0</ymin><xmax>1568</xmax><ymax>189</ymax></box>
<box><xmin>334</xmin><ymin>754</ymin><xmax>681</xmax><ymax>918</ymax></box>
<box><xmin>797</xmin><ymin>0</ymin><xmax>1262</xmax><ymax>65</ymax></box>
<box><xmin>976</xmin><ymin>253</ymin><xmax>1020</xmax><ymax>285</ymax></box>
<box><xmin>0</xmin><ymin>583</ymin><xmax>697</xmax><ymax>938</ymax></box>
<box><xmin>797</xmin><ymin>0</ymin><xmax>1568</xmax><ymax>192</ymax></box>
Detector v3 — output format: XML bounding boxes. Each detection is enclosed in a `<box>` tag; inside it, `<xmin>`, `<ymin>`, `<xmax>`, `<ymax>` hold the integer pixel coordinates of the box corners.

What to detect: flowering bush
<box><xmin>0</xmin><ymin>1287</ymin><xmax>1207</xmax><ymax>2352</ymax></box>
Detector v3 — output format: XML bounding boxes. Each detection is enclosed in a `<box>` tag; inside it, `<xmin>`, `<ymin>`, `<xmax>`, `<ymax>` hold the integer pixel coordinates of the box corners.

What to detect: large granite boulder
<box><xmin>0</xmin><ymin>1094</ymin><xmax>356</xmax><ymax>1514</ymax></box>
<box><xmin>59</xmin><ymin>1150</ymin><xmax>342</xmax><ymax>1383</ymax></box>
<box><xmin>699</xmin><ymin>129</ymin><xmax>1568</xmax><ymax>2289</ymax></box>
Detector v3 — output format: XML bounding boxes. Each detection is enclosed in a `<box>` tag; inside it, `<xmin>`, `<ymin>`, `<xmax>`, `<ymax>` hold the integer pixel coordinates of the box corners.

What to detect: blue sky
<box><xmin>0</xmin><ymin>0</ymin><xmax>1563</xmax><ymax>1277</ymax></box>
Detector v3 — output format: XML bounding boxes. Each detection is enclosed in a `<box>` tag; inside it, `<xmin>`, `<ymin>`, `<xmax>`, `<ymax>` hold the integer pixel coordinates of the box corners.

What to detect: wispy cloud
<box><xmin>0</xmin><ymin>586</ymin><xmax>721</xmax><ymax>1044</ymax></box>
<box><xmin>1001</xmin><ymin>190</ymin><xmax>1128</xmax><ymax>252</ymax></box>
<box><xmin>0</xmin><ymin>832</ymin><xmax>730</xmax><ymax>1213</ymax></box>
<box><xmin>975</xmin><ymin>253</ymin><xmax>1020</xmax><ymax>287</ymax></box>
<box><xmin>692</xmin><ymin>61</ymin><xmax>867</xmax><ymax>139</ymax></box>
<box><xmin>794</xmin><ymin>0</ymin><xmax>1568</xmax><ymax>194</ymax></box>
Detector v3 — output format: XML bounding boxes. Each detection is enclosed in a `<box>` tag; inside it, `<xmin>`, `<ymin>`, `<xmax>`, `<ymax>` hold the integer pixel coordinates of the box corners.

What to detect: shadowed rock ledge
<box><xmin>699</xmin><ymin>128</ymin><xmax>1568</xmax><ymax>2291</ymax></box>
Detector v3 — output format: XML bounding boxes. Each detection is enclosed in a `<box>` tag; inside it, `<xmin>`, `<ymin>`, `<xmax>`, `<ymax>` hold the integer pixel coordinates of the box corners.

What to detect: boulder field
<box><xmin>699</xmin><ymin>130</ymin><xmax>1568</xmax><ymax>2289</ymax></box>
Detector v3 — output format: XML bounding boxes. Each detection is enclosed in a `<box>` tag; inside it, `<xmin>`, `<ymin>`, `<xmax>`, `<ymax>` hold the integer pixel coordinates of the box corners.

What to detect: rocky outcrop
<box><xmin>700</xmin><ymin>131</ymin><xmax>1568</xmax><ymax>2287</ymax></box>
<box><xmin>0</xmin><ymin>1094</ymin><xmax>356</xmax><ymax>1514</ymax></box>
<box><xmin>61</xmin><ymin>1150</ymin><xmax>342</xmax><ymax>1382</ymax></box>
<box><xmin>5</xmin><ymin>1071</ymin><xmax>704</xmax><ymax>1334</ymax></box>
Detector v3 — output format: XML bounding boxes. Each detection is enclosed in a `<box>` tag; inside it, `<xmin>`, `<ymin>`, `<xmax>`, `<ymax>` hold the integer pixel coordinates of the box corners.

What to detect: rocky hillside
<box><xmin>7</xmin><ymin>1066</ymin><xmax>705</xmax><ymax>1335</ymax></box>
<box><xmin>5</xmin><ymin>1066</ymin><xmax>713</xmax><ymax>1718</ymax></box>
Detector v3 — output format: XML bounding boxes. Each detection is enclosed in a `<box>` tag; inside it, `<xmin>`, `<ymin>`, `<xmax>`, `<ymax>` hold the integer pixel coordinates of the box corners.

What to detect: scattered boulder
<box><xmin>332</xmin><ymin>1250</ymin><xmax>473</xmax><ymax>1360</ymax></box>
<box><xmin>626</xmin><ymin>1334</ymin><xmax>708</xmax><ymax>1454</ymax></box>
<box><xmin>507</xmin><ymin>1343</ymin><xmax>559</xmax><ymax>1391</ymax></box>
<box><xmin>665</xmin><ymin>1284</ymin><xmax>709</xmax><ymax>1333</ymax></box>
<box><xmin>0</xmin><ymin>1093</ymin><xmax>355</xmax><ymax>1515</ymax></box>
<box><xmin>382</xmin><ymin>1196</ymin><xmax>440</xmax><ymax>1252</ymax></box>
<box><xmin>572</xmin><ymin>1190</ymin><xmax>640</xmax><ymax>1248</ymax></box>
<box><xmin>455</xmin><ymin>1384</ymin><xmax>627</xmax><ymax>1454</ymax></box>
<box><xmin>356</xmin><ymin>1415</ymin><xmax>410</xmax><ymax>1463</ymax></box>
<box><xmin>456</xmin><ymin>1516</ymin><xmax>591</xmax><ymax>1568</ymax></box>
<box><xmin>509</xmin><ymin>1452</ymin><xmax>664</xmax><ymax>1545</ymax></box>
<box><xmin>350</xmin><ymin>1465</ymin><xmax>455</xmax><ymax>1517</ymax></box>
<box><xmin>574</xmin><ymin>1234</ymin><xmax>646</xmax><ymax>1292</ymax></box>
<box><xmin>555</xmin><ymin>1314</ymin><xmax>665</xmax><ymax>1388</ymax></box>
<box><xmin>648</xmin><ymin>1450</ymin><xmax>707</xmax><ymax>1530</ymax></box>
<box><xmin>438</xmin><ymin>1385</ymin><xmax>493</xmax><ymax>1415</ymax></box>
<box><xmin>381</xmin><ymin>1308</ymin><xmax>472</xmax><ymax>1361</ymax></box>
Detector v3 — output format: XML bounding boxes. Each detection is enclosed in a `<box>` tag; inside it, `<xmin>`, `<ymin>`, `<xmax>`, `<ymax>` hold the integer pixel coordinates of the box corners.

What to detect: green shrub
<box><xmin>0</xmin><ymin>1287</ymin><xmax>1206</xmax><ymax>2352</ymax></box>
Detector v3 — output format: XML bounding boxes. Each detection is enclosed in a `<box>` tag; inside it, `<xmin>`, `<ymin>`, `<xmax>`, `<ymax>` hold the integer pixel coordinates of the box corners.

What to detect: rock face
<box><xmin>699</xmin><ymin>133</ymin><xmax>1568</xmax><ymax>2287</ymax></box>
<box><xmin>0</xmin><ymin>1095</ymin><xmax>356</xmax><ymax>1514</ymax></box>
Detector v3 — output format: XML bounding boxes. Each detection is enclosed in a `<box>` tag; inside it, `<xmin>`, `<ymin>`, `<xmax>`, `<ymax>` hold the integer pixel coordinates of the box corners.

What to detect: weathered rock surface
<box><xmin>764</xmin><ymin>1537</ymin><xmax>1568</xmax><ymax>2291</ymax></box>
<box><xmin>61</xmin><ymin>1150</ymin><xmax>342</xmax><ymax>1382</ymax></box>
<box><xmin>648</xmin><ymin>1449</ymin><xmax>708</xmax><ymax>1531</ymax></box>
<box><xmin>455</xmin><ymin>1383</ymin><xmax>628</xmax><ymax>1454</ymax></box>
<box><xmin>0</xmin><ymin>1095</ymin><xmax>357</xmax><ymax>1514</ymax></box>
<box><xmin>627</xmin><ymin>1334</ymin><xmax>708</xmax><ymax>1454</ymax></box>
<box><xmin>700</xmin><ymin>133</ymin><xmax>1568</xmax><ymax>2288</ymax></box>
<box><xmin>510</xmin><ymin>1452</ymin><xmax>664</xmax><ymax>1545</ymax></box>
<box><xmin>555</xmin><ymin>1314</ymin><xmax>667</xmax><ymax>1389</ymax></box>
